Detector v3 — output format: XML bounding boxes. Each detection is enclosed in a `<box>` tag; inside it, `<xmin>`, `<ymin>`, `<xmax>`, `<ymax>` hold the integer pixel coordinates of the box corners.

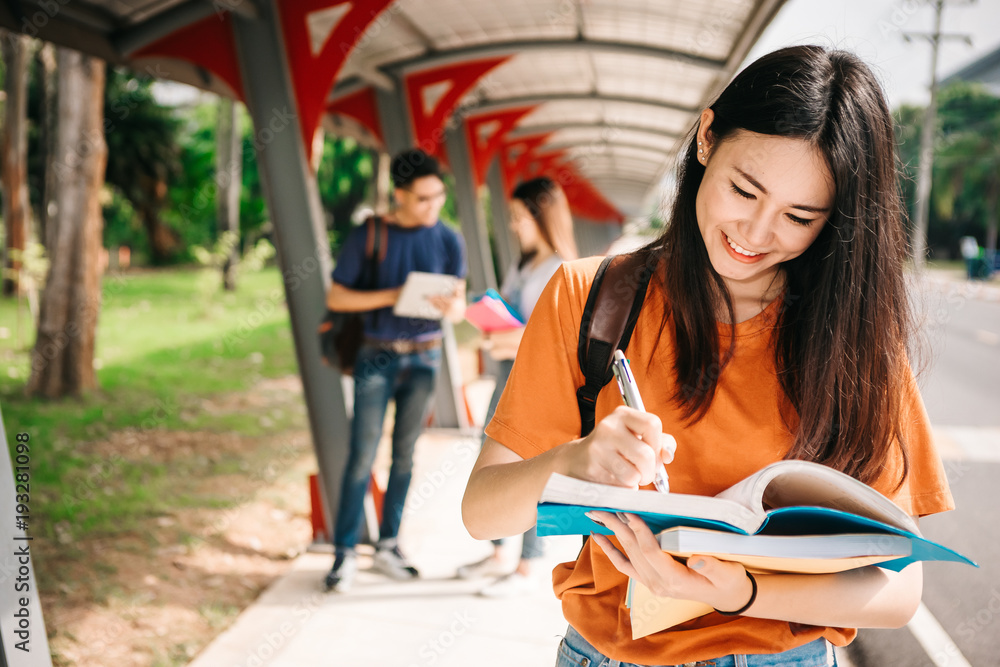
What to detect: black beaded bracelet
<box><xmin>714</xmin><ymin>571</ymin><xmax>757</xmax><ymax>616</ymax></box>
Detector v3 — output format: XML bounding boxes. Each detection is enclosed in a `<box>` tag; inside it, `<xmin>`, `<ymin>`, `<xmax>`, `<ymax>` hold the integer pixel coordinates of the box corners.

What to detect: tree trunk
<box><xmin>139</xmin><ymin>173</ymin><xmax>177</xmax><ymax>264</ymax></box>
<box><xmin>38</xmin><ymin>41</ymin><xmax>58</xmax><ymax>252</ymax></box>
<box><xmin>27</xmin><ymin>48</ymin><xmax>107</xmax><ymax>398</ymax></box>
<box><xmin>216</xmin><ymin>95</ymin><xmax>242</xmax><ymax>291</ymax></box>
<box><xmin>2</xmin><ymin>30</ymin><xmax>32</xmax><ymax>297</ymax></box>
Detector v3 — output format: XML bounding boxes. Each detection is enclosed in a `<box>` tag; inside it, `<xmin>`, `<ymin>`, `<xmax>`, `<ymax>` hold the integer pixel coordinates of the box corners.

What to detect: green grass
<box><xmin>0</xmin><ymin>266</ymin><xmax>302</xmax><ymax>538</ymax></box>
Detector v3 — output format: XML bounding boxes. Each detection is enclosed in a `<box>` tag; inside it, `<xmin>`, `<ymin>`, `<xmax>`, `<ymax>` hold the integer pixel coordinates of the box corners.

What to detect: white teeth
<box><xmin>726</xmin><ymin>234</ymin><xmax>761</xmax><ymax>257</ymax></box>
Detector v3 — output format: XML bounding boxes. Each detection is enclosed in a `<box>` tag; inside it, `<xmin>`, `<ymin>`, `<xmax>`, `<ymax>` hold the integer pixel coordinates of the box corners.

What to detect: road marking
<box><xmin>974</xmin><ymin>329</ymin><xmax>999</xmax><ymax>346</ymax></box>
<box><xmin>907</xmin><ymin>602</ymin><xmax>972</xmax><ymax>667</ymax></box>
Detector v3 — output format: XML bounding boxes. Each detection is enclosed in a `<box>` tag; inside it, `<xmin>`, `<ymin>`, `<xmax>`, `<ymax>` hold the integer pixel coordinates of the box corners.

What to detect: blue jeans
<box><xmin>485</xmin><ymin>359</ymin><xmax>544</xmax><ymax>560</ymax></box>
<box><xmin>556</xmin><ymin>625</ymin><xmax>836</xmax><ymax>667</ymax></box>
<box><xmin>333</xmin><ymin>343</ymin><xmax>441</xmax><ymax>551</ymax></box>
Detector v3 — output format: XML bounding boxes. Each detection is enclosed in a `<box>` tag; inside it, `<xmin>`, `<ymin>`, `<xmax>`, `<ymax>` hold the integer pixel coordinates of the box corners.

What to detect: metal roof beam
<box><xmin>352</xmin><ymin>65</ymin><xmax>396</xmax><ymax>91</ymax></box>
<box><xmin>330</xmin><ymin>87</ymin><xmax>698</xmax><ymax>120</ymax></box>
<box><xmin>0</xmin><ymin>1</ymin><xmax>121</xmax><ymax>62</ymax></box>
<box><xmin>1</xmin><ymin>0</ymin><xmax>116</xmax><ymax>31</ymax></box>
<box><xmin>507</xmin><ymin>122</ymin><xmax>681</xmax><ymax>141</ymax></box>
<box><xmin>579</xmin><ymin>168</ymin><xmax>659</xmax><ymax>182</ymax></box>
<box><xmin>581</xmin><ymin>177</ymin><xmax>659</xmax><ymax>189</ymax></box>
<box><xmin>547</xmin><ymin>140</ymin><xmax>672</xmax><ymax>157</ymax></box>
<box><xmin>456</xmin><ymin>92</ymin><xmax>699</xmax><ymax>117</ymax></box>
<box><xmin>381</xmin><ymin>38</ymin><xmax>726</xmax><ymax>75</ymax></box>
<box><xmin>587</xmin><ymin>176</ymin><xmax>655</xmax><ymax>188</ymax></box>
<box><xmin>113</xmin><ymin>0</ymin><xmax>258</xmax><ymax>56</ymax></box>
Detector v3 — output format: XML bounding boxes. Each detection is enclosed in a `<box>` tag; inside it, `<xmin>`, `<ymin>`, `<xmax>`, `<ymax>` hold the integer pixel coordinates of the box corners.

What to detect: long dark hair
<box><xmin>511</xmin><ymin>177</ymin><xmax>579</xmax><ymax>263</ymax></box>
<box><xmin>645</xmin><ymin>45</ymin><xmax>911</xmax><ymax>486</ymax></box>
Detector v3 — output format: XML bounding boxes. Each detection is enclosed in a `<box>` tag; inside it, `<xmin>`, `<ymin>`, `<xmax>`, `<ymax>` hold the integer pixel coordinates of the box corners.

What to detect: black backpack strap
<box><xmin>576</xmin><ymin>251</ymin><xmax>655</xmax><ymax>437</ymax></box>
<box><xmin>365</xmin><ymin>216</ymin><xmax>385</xmax><ymax>284</ymax></box>
<box><xmin>361</xmin><ymin>216</ymin><xmax>386</xmax><ymax>327</ymax></box>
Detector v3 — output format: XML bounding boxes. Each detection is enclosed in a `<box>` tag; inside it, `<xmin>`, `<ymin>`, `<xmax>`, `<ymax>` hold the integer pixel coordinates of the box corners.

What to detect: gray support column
<box><xmin>486</xmin><ymin>159</ymin><xmax>515</xmax><ymax>283</ymax></box>
<box><xmin>0</xmin><ymin>406</ymin><xmax>54</xmax><ymax>666</ymax></box>
<box><xmin>374</xmin><ymin>87</ymin><xmax>411</xmax><ymax>156</ymax></box>
<box><xmin>575</xmin><ymin>218</ymin><xmax>624</xmax><ymax>257</ymax></box>
<box><xmin>444</xmin><ymin>124</ymin><xmax>497</xmax><ymax>296</ymax></box>
<box><xmin>230</xmin><ymin>6</ymin><xmax>347</xmax><ymax>543</ymax></box>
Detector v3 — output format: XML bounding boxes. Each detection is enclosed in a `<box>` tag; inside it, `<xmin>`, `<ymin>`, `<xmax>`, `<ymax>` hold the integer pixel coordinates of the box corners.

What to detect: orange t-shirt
<box><xmin>484</xmin><ymin>256</ymin><xmax>955</xmax><ymax>665</ymax></box>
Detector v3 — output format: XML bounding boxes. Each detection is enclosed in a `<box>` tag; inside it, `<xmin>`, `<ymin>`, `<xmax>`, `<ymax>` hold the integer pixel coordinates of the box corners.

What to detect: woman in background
<box><xmin>457</xmin><ymin>176</ymin><xmax>578</xmax><ymax>597</ymax></box>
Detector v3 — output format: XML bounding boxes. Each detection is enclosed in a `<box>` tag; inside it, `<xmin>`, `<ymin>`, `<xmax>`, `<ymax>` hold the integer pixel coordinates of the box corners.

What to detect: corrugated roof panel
<box><xmin>592</xmin><ymin>53</ymin><xmax>715</xmax><ymax>108</ymax></box>
<box><xmin>588</xmin><ymin>176</ymin><xmax>655</xmax><ymax>191</ymax></box>
<box><xmin>472</xmin><ymin>51</ymin><xmax>595</xmax><ymax>99</ymax></box>
<box><xmin>542</xmin><ymin>127</ymin><xmax>677</xmax><ymax>154</ymax></box>
<box><xmin>399</xmin><ymin>0</ymin><xmax>576</xmax><ymax>51</ymax></box>
<box><xmin>505</xmin><ymin>100</ymin><xmax>691</xmax><ymax>139</ymax></box>
<box><xmin>569</xmin><ymin>157</ymin><xmax>664</xmax><ymax>183</ymax></box>
<box><xmin>599</xmin><ymin>102</ymin><xmax>692</xmax><ymax>136</ymax></box>
<box><xmin>337</xmin><ymin>14</ymin><xmax>430</xmax><ymax>78</ymax></box>
<box><xmin>571</xmin><ymin>152</ymin><xmax>666</xmax><ymax>174</ymax></box>
<box><xmin>516</xmin><ymin>102</ymin><xmax>605</xmax><ymax>127</ymax></box>
<box><xmin>582</xmin><ymin>0</ymin><xmax>754</xmax><ymax>61</ymax></box>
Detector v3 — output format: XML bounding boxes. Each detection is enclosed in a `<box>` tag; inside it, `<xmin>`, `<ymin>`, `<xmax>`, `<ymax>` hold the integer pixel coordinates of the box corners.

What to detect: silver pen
<box><xmin>611</xmin><ymin>349</ymin><xmax>670</xmax><ymax>493</ymax></box>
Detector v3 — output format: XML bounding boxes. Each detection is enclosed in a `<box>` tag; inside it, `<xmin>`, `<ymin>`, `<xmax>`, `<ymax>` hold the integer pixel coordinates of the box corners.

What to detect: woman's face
<box><xmin>509</xmin><ymin>199</ymin><xmax>545</xmax><ymax>253</ymax></box>
<box><xmin>695</xmin><ymin>111</ymin><xmax>835</xmax><ymax>295</ymax></box>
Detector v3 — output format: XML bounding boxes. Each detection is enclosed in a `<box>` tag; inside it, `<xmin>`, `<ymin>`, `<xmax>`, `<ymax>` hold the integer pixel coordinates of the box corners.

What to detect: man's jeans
<box><xmin>333</xmin><ymin>343</ymin><xmax>441</xmax><ymax>551</ymax></box>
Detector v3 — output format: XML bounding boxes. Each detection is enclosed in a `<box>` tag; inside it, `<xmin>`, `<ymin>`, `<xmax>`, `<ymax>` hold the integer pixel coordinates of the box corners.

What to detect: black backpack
<box><xmin>318</xmin><ymin>216</ymin><xmax>387</xmax><ymax>375</ymax></box>
<box><xmin>576</xmin><ymin>251</ymin><xmax>656</xmax><ymax>436</ymax></box>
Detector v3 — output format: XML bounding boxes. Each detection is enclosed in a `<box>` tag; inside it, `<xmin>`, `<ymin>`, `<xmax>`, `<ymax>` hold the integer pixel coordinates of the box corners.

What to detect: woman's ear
<box><xmin>697</xmin><ymin>108</ymin><xmax>715</xmax><ymax>163</ymax></box>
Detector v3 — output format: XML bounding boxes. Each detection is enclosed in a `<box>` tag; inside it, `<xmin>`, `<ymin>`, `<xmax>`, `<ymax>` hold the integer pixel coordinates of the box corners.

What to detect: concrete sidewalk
<box><xmin>187</xmin><ymin>426</ymin><xmax>583</xmax><ymax>667</ymax></box>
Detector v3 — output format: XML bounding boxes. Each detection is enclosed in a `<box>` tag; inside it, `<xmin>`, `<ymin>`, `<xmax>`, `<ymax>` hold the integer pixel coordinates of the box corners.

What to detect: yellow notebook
<box><xmin>626</xmin><ymin>548</ymin><xmax>902</xmax><ymax>639</ymax></box>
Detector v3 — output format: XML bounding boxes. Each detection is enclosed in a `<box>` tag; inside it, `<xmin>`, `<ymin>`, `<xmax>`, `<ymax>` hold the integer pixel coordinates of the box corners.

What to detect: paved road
<box><xmin>848</xmin><ymin>280</ymin><xmax>1000</xmax><ymax>667</ymax></box>
<box><xmin>918</xmin><ymin>279</ymin><xmax>1000</xmax><ymax>427</ymax></box>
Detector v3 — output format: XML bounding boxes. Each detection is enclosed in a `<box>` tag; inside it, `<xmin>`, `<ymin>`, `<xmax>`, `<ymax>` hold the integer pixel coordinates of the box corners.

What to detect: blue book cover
<box><xmin>536</xmin><ymin>463</ymin><xmax>977</xmax><ymax>571</ymax></box>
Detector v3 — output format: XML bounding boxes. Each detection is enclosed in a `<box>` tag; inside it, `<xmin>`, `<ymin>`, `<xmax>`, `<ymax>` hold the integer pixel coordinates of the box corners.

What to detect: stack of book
<box><xmin>536</xmin><ymin>460</ymin><xmax>977</xmax><ymax>638</ymax></box>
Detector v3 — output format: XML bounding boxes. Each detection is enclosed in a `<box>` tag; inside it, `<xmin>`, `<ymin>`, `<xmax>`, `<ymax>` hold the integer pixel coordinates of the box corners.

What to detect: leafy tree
<box><xmin>102</xmin><ymin>66</ymin><xmax>183</xmax><ymax>265</ymax></box>
<box><xmin>894</xmin><ymin>82</ymin><xmax>1000</xmax><ymax>258</ymax></box>
<box><xmin>162</xmin><ymin>100</ymin><xmax>274</xmax><ymax>264</ymax></box>
<box><xmin>935</xmin><ymin>82</ymin><xmax>1000</xmax><ymax>254</ymax></box>
<box><xmin>161</xmin><ymin>100</ymin><xmax>219</xmax><ymax>262</ymax></box>
<box><xmin>316</xmin><ymin>135</ymin><xmax>374</xmax><ymax>253</ymax></box>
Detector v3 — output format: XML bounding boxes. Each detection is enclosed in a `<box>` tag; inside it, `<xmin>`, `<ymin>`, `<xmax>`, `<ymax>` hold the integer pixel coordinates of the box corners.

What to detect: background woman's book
<box><xmin>464</xmin><ymin>288</ymin><xmax>525</xmax><ymax>332</ymax></box>
<box><xmin>536</xmin><ymin>460</ymin><xmax>977</xmax><ymax>638</ymax></box>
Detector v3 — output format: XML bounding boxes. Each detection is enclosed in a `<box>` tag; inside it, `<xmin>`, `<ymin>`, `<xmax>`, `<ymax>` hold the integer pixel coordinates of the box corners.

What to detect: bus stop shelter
<box><xmin>0</xmin><ymin>1</ymin><xmax>786</xmax><ymax>662</ymax></box>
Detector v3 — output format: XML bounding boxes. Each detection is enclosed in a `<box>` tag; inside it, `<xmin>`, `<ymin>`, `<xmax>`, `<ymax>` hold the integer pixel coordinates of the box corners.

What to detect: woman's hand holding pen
<box><xmin>563</xmin><ymin>405</ymin><xmax>676</xmax><ymax>489</ymax></box>
<box><xmin>587</xmin><ymin>509</ymin><xmax>755</xmax><ymax>615</ymax></box>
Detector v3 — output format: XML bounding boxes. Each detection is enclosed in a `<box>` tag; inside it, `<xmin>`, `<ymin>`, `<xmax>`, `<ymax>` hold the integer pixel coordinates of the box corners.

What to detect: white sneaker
<box><xmin>372</xmin><ymin>545</ymin><xmax>420</xmax><ymax>580</ymax></box>
<box><xmin>324</xmin><ymin>552</ymin><xmax>357</xmax><ymax>593</ymax></box>
<box><xmin>456</xmin><ymin>556</ymin><xmax>509</xmax><ymax>580</ymax></box>
<box><xmin>478</xmin><ymin>572</ymin><xmax>539</xmax><ymax>598</ymax></box>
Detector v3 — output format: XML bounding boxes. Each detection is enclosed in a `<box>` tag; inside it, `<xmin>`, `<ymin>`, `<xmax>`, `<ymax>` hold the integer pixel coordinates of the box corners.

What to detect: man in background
<box><xmin>324</xmin><ymin>148</ymin><xmax>467</xmax><ymax>592</ymax></box>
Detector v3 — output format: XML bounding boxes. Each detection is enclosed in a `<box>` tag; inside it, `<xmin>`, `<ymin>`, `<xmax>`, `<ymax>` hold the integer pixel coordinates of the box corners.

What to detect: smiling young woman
<box><xmin>462</xmin><ymin>45</ymin><xmax>954</xmax><ymax>667</ymax></box>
